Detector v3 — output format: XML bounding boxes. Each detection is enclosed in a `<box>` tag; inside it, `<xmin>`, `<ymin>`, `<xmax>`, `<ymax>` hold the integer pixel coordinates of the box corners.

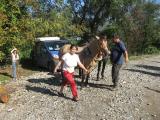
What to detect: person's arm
<box><xmin>54</xmin><ymin>60</ymin><xmax>63</xmax><ymax>73</ymax></box>
<box><xmin>76</xmin><ymin>55</ymin><xmax>88</xmax><ymax>73</ymax></box>
<box><xmin>54</xmin><ymin>53</ymin><xmax>67</xmax><ymax>73</ymax></box>
<box><xmin>78</xmin><ymin>62</ymin><xmax>88</xmax><ymax>73</ymax></box>
<box><xmin>16</xmin><ymin>54</ymin><xmax>19</xmax><ymax>60</ymax></box>
<box><xmin>124</xmin><ymin>50</ymin><xmax>129</xmax><ymax>63</ymax></box>
<box><xmin>119</xmin><ymin>41</ymin><xmax>129</xmax><ymax>63</ymax></box>
<box><xmin>11</xmin><ymin>53</ymin><xmax>14</xmax><ymax>60</ymax></box>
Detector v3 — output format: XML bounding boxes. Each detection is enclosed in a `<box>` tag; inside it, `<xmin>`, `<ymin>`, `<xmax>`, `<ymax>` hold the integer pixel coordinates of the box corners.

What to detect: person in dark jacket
<box><xmin>110</xmin><ymin>35</ymin><xmax>129</xmax><ymax>90</ymax></box>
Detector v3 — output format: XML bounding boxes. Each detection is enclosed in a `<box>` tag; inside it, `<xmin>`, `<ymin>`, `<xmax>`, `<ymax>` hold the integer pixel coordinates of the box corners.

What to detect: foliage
<box><xmin>103</xmin><ymin>0</ymin><xmax>160</xmax><ymax>55</ymax></box>
<box><xmin>67</xmin><ymin>0</ymin><xmax>112</xmax><ymax>35</ymax></box>
<box><xmin>0</xmin><ymin>0</ymin><xmax>85</xmax><ymax>63</ymax></box>
<box><xmin>144</xmin><ymin>46</ymin><xmax>160</xmax><ymax>54</ymax></box>
<box><xmin>0</xmin><ymin>0</ymin><xmax>160</xmax><ymax>65</ymax></box>
<box><xmin>0</xmin><ymin>74</ymin><xmax>10</xmax><ymax>84</ymax></box>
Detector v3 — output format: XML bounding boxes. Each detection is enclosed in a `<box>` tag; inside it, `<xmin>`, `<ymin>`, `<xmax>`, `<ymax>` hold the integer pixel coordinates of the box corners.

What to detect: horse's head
<box><xmin>96</xmin><ymin>35</ymin><xmax>108</xmax><ymax>50</ymax></box>
<box><xmin>95</xmin><ymin>35</ymin><xmax>109</xmax><ymax>57</ymax></box>
<box><xmin>77</xmin><ymin>36</ymin><xmax>109</xmax><ymax>73</ymax></box>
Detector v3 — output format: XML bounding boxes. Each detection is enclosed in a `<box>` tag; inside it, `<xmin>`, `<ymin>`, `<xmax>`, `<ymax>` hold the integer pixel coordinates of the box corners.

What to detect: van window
<box><xmin>46</xmin><ymin>42</ymin><xmax>66</xmax><ymax>51</ymax></box>
<box><xmin>36</xmin><ymin>42</ymin><xmax>45</xmax><ymax>55</ymax></box>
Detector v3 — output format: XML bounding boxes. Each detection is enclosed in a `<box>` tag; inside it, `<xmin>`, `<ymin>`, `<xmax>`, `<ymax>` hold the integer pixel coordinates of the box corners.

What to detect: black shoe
<box><xmin>111</xmin><ymin>87</ymin><xmax>118</xmax><ymax>91</ymax></box>
<box><xmin>58</xmin><ymin>92</ymin><xmax>65</xmax><ymax>97</ymax></box>
<box><xmin>72</xmin><ymin>97</ymin><xmax>79</xmax><ymax>102</ymax></box>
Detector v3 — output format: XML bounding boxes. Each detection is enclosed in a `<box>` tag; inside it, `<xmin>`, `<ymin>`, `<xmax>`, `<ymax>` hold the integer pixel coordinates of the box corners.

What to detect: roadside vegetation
<box><xmin>0</xmin><ymin>0</ymin><xmax>160</xmax><ymax>84</ymax></box>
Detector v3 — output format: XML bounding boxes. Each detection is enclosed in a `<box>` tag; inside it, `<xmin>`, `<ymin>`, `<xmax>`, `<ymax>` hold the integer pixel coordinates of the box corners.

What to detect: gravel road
<box><xmin>0</xmin><ymin>55</ymin><xmax>160</xmax><ymax>120</ymax></box>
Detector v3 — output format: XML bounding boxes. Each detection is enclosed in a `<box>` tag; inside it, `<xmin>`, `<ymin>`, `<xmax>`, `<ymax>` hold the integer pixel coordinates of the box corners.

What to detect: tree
<box><xmin>67</xmin><ymin>0</ymin><xmax>112</xmax><ymax>35</ymax></box>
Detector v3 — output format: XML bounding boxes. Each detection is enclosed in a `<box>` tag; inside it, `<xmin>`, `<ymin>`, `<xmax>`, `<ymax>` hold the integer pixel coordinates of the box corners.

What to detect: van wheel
<box><xmin>47</xmin><ymin>62</ymin><xmax>55</xmax><ymax>73</ymax></box>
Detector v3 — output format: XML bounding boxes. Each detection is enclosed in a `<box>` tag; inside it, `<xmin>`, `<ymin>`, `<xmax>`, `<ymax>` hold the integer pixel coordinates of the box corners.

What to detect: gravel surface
<box><xmin>0</xmin><ymin>55</ymin><xmax>160</xmax><ymax>120</ymax></box>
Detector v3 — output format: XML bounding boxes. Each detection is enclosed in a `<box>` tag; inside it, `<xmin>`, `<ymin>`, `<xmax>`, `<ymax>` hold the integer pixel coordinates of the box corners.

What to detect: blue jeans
<box><xmin>12</xmin><ymin>62</ymin><xmax>17</xmax><ymax>79</ymax></box>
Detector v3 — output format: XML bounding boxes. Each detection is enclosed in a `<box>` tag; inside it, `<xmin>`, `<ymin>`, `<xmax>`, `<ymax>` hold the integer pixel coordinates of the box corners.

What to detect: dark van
<box><xmin>31</xmin><ymin>37</ymin><xmax>69</xmax><ymax>72</ymax></box>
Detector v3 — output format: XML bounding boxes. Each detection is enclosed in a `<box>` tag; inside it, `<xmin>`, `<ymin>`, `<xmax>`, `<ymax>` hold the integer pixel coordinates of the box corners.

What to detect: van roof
<box><xmin>35</xmin><ymin>37</ymin><xmax>61</xmax><ymax>42</ymax></box>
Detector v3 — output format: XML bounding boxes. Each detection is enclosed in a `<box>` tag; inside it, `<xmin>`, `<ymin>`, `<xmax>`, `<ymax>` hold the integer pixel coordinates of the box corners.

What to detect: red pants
<box><xmin>62</xmin><ymin>71</ymin><xmax>78</xmax><ymax>97</ymax></box>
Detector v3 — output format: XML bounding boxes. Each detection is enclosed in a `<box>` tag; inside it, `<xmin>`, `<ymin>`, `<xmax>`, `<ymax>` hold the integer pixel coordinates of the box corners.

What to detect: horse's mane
<box><xmin>79</xmin><ymin>38</ymin><xmax>100</xmax><ymax>56</ymax></box>
<box><xmin>79</xmin><ymin>38</ymin><xmax>101</xmax><ymax>70</ymax></box>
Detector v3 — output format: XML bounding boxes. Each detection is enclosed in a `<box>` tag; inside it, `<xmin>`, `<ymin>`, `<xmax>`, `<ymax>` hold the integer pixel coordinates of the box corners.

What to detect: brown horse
<box><xmin>59</xmin><ymin>36</ymin><xmax>109</xmax><ymax>87</ymax></box>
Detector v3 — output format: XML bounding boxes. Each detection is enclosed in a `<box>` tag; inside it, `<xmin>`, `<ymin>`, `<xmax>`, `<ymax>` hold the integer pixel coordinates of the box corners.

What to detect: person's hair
<box><xmin>113</xmin><ymin>34</ymin><xmax>120</xmax><ymax>39</ymax></box>
<box><xmin>70</xmin><ymin>44</ymin><xmax>78</xmax><ymax>51</ymax></box>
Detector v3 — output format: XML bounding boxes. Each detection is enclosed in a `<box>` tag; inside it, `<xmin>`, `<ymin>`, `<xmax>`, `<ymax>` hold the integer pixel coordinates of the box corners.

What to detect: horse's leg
<box><xmin>101</xmin><ymin>58</ymin><xmax>107</xmax><ymax>79</ymax></box>
<box><xmin>60</xmin><ymin>69</ymin><xmax>65</xmax><ymax>83</ymax></box>
<box><xmin>80</xmin><ymin>69</ymin><xmax>85</xmax><ymax>89</ymax></box>
<box><xmin>97</xmin><ymin>60</ymin><xmax>102</xmax><ymax>80</ymax></box>
<box><xmin>79</xmin><ymin>68</ymin><xmax>82</xmax><ymax>78</ymax></box>
<box><xmin>85</xmin><ymin>73</ymin><xmax>90</xmax><ymax>86</ymax></box>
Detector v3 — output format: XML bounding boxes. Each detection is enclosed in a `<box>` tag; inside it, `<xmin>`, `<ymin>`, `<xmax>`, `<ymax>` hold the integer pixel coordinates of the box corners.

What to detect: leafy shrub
<box><xmin>0</xmin><ymin>52</ymin><xmax>5</xmax><ymax>62</ymax></box>
<box><xmin>144</xmin><ymin>46</ymin><xmax>160</xmax><ymax>54</ymax></box>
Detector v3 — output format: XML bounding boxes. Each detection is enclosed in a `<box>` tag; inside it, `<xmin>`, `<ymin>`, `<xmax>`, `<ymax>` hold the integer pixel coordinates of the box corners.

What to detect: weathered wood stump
<box><xmin>0</xmin><ymin>85</ymin><xmax>9</xmax><ymax>103</ymax></box>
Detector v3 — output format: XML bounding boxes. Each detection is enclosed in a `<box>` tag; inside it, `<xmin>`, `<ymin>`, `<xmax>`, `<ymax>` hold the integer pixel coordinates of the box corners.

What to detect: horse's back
<box><xmin>60</xmin><ymin>44</ymin><xmax>86</xmax><ymax>55</ymax></box>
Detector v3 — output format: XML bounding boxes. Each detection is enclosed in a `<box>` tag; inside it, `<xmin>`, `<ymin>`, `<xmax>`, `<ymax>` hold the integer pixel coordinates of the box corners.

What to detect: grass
<box><xmin>0</xmin><ymin>74</ymin><xmax>11</xmax><ymax>84</ymax></box>
<box><xmin>0</xmin><ymin>64</ymin><xmax>40</xmax><ymax>85</ymax></box>
<box><xmin>129</xmin><ymin>53</ymin><xmax>160</xmax><ymax>60</ymax></box>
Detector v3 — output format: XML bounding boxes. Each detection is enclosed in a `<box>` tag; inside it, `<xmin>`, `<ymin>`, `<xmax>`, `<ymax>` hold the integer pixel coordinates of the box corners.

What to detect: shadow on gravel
<box><xmin>136</xmin><ymin>65</ymin><xmax>160</xmax><ymax>71</ymax></box>
<box><xmin>25</xmin><ymin>85</ymin><xmax>58</xmax><ymax>96</ymax></box>
<box><xmin>144</xmin><ymin>87</ymin><xmax>160</xmax><ymax>93</ymax></box>
<box><xmin>0</xmin><ymin>72</ymin><xmax>12</xmax><ymax>78</ymax></box>
<box><xmin>151</xmin><ymin>61</ymin><xmax>160</xmax><ymax>63</ymax></box>
<box><xmin>27</xmin><ymin>77</ymin><xmax>61</xmax><ymax>86</ymax></box>
<box><xmin>26</xmin><ymin>77</ymin><xmax>73</xmax><ymax>100</ymax></box>
<box><xmin>75</xmin><ymin>80</ymin><xmax>113</xmax><ymax>91</ymax></box>
<box><xmin>88</xmin><ymin>83</ymin><xmax>113</xmax><ymax>91</ymax></box>
<box><xmin>20</xmin><ymin>58</ymin><xmax>48</xmax><ymax>72</ymax></box>
<box><xmin>25</xmin><ymin>85</ymin><xmax>71</xmax><ymax>100</ymax></box>
<box><xmin>123</xmin><ymin>69</ymin><xmax>160</xmax><ymax>77</ymax></box>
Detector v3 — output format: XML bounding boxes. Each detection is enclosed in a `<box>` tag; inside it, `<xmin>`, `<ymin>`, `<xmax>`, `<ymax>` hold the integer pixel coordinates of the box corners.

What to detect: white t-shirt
<box><xmin>62</xmin><ymin>53</ymin><xmax>81</xmax><ymax>73</ymax></box>
<box><xmin>11</xmin><ymin>53</ymin><xmax>19</xmax><ymax>62</ymax></box>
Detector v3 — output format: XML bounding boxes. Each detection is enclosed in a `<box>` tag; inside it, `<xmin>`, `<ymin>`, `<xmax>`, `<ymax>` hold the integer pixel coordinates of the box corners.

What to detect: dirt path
<box><xmin>0</xmin><ymin>55</ymin><xmax>160</xmax><ymax>120</ymax></box>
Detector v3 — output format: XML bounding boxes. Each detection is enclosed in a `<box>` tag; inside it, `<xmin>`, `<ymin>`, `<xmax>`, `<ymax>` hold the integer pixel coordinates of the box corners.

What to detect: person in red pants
<box><xmin>54</xmin><ymin>44</ymin><xmax>88</xmax><ymax>101</ymax></box>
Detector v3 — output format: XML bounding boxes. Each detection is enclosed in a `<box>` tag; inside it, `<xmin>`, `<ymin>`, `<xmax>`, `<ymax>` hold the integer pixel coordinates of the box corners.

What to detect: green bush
<box><xmin>144</xmin><ymin>46</ymin><xmax>160</xmax><ymax>54</ymax></box>
<box><xmin>0</xmin><ymin>75</ymin><xmax>10</xmax><ymax>84</ymax></box>
<box><xmin>0</xmin><ymin>51</ymin><xmax>5</xmax><ymax>62</ymax></box>
<box><xmin>20</xmin><ymin>49</ymin><xmax>32</xmax><ymax>59</ymax></box>
<box><xmin>68</xmin><ymin>38</ymin><xmax>80</xmax><ymax>45</ymax></box>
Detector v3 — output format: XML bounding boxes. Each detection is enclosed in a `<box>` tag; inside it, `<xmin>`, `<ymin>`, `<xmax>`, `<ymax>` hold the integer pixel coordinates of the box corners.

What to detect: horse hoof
<box><xmin>0</xmin><ymin>94</ymin><xmax>9</xmax><ymax>103</ymax></box>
